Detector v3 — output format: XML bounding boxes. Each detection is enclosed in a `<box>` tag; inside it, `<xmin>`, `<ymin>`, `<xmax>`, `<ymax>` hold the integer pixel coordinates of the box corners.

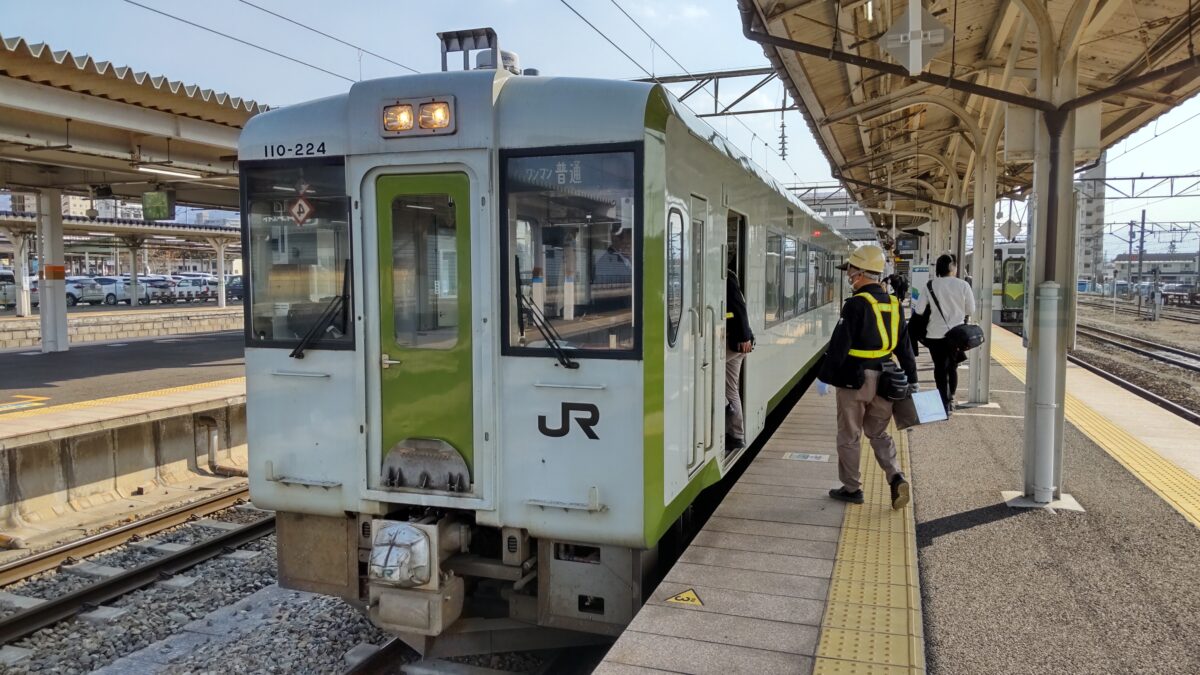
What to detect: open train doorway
<box><xmin>725</xmin><ymin>211</ymin><xmax>747</xmax><ymax>456</ymax></box>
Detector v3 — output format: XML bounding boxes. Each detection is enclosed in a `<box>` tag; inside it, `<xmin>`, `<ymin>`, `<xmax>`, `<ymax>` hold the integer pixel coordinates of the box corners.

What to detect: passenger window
<box><xmin>764</xmin><ymin>232</ymin><xmax>781</xmax><ymax>325</ymax></box>
<box><xmin>667</xmin><ymin>208</ymin><xmax>684</xmax><ymax>347</ymax></box>
<box><xmin>783</xmin><ymin>237</ymin><xmax>797</xmax><ymax>318</ymax></box>
<box><xmin>391</xmin><ymin>194</ymin><xmax>458</xmax><ymax>349</ymax></box>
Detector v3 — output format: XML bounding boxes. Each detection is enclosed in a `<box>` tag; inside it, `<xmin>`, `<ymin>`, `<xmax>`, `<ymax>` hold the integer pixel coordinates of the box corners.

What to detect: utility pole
<box><xmin>1127</xmin><ymin>220</ymin><xmax>1135</xmax><ymax>298</ymax></box>
<box><xmin>1136</xmin><ymin>209</ymin><xmax>1147</xmax><ymax>318</ymax></box>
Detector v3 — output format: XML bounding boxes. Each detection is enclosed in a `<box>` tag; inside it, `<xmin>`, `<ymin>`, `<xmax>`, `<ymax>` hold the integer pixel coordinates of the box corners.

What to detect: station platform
<box><xmin>0</xmin><ymin>331</ymin><xmax>244</xmax><ymax>409</ymax></box>
<box><xmin>0</xmin><ymin>304</ymin><xmax>242</xmax><ymax>350</ymax></box>
<box><xmin>598</xmin><ymin>325</ymin><xmax>1200</xmax><ymax>674</ymax></box>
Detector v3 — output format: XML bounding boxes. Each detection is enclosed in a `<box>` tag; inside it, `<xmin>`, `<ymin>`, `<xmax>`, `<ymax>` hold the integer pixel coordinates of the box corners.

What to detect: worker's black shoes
<box><xmin>829</xmin><ymin>487</ymin><xmax>864</xmax><ymax>504</ymax></box>
<box><xmin>890</xmin><ymin>473</ymin><xmax>911</xmax><ymax>510</ymax></box>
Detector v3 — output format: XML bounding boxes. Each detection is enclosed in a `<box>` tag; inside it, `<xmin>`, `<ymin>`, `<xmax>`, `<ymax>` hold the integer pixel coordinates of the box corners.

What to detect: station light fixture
<box><xmin>136</xmin><ymin>165</ymin><xmax>202</xmax><ymax>179</ymax></box>
<box><xmin>419</xmin><ymin>102</ymin><xmax>451</xmax><ymax>129</ymax></box>
<box><xmin>383</xmin><ymin>104</ymin><xmax>415</xmax><ymax>131</ymax></box>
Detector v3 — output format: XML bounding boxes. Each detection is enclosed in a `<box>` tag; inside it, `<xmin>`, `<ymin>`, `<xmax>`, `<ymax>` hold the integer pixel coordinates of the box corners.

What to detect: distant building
<box><xmin>1112</xmin><ymin>252</ymin><xmax>1199</xmax><ymax>285</ymax></box>
<box><xmin>1074</xmin><ymin>156</ymin><xmax>1106</xmax><ymax>282</ymax></box>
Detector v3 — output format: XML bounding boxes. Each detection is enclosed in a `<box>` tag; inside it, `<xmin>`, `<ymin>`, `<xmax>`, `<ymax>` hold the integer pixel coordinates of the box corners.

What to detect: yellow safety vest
<box><xmin>847</xmin><ymin>292</ymin><xmax>900</xmax><ymax>359</ymax></box>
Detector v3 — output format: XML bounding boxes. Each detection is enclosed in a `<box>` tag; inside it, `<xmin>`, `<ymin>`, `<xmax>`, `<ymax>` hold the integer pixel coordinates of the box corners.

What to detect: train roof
<box><xmin>239</xmin><ymin>69</ymin><xmax>829</xmax><ymax>231</ymax></box>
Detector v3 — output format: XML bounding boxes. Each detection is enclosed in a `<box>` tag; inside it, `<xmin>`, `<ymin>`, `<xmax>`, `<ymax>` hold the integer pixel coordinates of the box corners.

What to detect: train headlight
<box><xmin>383</xmin><ymin>104</ymin><xmax>415</xmax><ymax>131</ymax></box>
<box><xmin>368</xmin><ymin>521</ymin><xmax>431</xmax><ymax>587</ymax></box>
<box><xmin>419</xmin><ymin>102</ymin><xmax>452</xmax><ymax>129</ymax></box>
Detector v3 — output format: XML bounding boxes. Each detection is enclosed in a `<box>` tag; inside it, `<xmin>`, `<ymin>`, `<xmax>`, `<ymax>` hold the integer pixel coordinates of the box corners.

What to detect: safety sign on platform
<box><xmin>665</xmin><ymin>589</ymin><xmax>703</xmax><ymax>606</ymax></box>
<box><xmin>782</xmin><ymin>452</ymin><xmax>829</xmax><ymax>462</ymax></box>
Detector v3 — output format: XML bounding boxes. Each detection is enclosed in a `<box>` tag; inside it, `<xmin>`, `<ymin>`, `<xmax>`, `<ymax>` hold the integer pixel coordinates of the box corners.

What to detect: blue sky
<box><xmin>3</xmin><ymin>0</ymin><xmax>1199</xmax><ymax>256</ymax></box>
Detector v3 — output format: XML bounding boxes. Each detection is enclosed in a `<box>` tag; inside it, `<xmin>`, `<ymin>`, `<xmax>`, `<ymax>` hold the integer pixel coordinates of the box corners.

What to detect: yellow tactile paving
<box><xmin>991</xmin><ymin>341</ymin><xmax>1200</xmax><ymax>528</ymax></box>
<box><xmin>0</xmin><ymin>378</ymin><xmax>245</xmax><ymax>420</ymax></box>
<box><xmin>815</xmin><ymin>424</ymin><xmax>925</xmax><ymax>673</ymax></box>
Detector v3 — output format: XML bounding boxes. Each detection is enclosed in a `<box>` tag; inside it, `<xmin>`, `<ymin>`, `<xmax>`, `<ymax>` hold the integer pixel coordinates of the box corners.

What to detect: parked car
<box><xmin>172</xmin><ymin>276</ymin><xmax>215</xmax><ymax>302</ymax></box>
<box><xmin>1</xmin><ymin>271</ymin><xmax>39</xmax><ymax>308</ymax></box>
<box><xmin>93</xmin><ymin>276</ymin><xmax>152</xmax><ymax>305</ymax></box>
<box><xmin>225</xmin><ymin>275</ymin><xmax>244</xmax><ymax>300</ymax></box>
<box><xmin>65</xmin><ymin>276</ymin><xmax>104</xmax><ymax>306</ymax></box>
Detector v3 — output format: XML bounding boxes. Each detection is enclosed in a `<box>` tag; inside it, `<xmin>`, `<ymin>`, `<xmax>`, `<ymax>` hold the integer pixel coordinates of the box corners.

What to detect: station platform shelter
<box><xmin>597</xmin><ymin>326</ymin><xmax>1200</xmax><ymax>674</ymax></box>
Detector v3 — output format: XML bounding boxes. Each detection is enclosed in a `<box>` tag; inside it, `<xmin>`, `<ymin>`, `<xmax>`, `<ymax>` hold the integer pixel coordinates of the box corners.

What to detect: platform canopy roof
<box><xmin>0</xmin><ymin>35</ymin><xmax>267</xmax><ymax>210</ymax></box>
<box><xmin>740</xmin><ymin>0</ymin><xmax>1200</xmax><ymax>233</ymax></box>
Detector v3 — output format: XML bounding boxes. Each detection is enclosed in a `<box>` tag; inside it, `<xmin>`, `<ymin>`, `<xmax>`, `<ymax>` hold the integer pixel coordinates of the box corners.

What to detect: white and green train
<box><xmin>239</xmin><ymin>32</ymin><xmax>848</xmax><ymax>653</ymax></box>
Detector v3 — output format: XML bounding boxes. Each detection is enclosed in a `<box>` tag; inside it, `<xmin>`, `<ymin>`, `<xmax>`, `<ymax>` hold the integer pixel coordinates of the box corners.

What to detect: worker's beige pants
<box><xmin>725</xmin><ymin>349</ymin><xmax>746</xmax><ymax>441</ymax></box>
<box><xmin>835</xmin><ymin>370</ymin><xmax>902</xmax><ymax>492</ymax></box>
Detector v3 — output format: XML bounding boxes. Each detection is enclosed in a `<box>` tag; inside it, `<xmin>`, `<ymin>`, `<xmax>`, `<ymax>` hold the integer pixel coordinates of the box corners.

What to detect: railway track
<box><xmin>1066</xmin><ymin>353</ymin><xmax>1200</xmax><ymax>426</ymax></box>
<box><xmin>0</xmin><ymin>494</ymin><xmax>273</xmax><ymax>646</ymax></box>
<box><xmin>0</xmin><ymin>486</ymin><xmax>251</xmax><ymax>587</ymax></box>
<box><xmin>1075</xmin><ymin>325</ymin><xmax>1200</xmax><ymax>374</ymax></box>
<box><xmin>1078</xmin><ymin>298</ymin><xmax>1200</xmax><ymax>325</ymax></box>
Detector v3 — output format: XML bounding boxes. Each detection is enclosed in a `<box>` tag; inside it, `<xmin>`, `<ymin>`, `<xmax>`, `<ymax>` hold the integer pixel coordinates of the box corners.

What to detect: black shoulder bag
<box><xmin>928</xmin><ymin>282</ymin><xmax>985</xmax><ymax>351</ymax></box>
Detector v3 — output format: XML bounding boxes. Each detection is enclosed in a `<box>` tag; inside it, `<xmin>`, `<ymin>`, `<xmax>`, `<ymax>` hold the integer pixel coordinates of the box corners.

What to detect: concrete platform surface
<box><xmin>598</xmin><ymin>390</ymin><xmax>925</xmax><ymax>674</ymax></box>
<box><xmin>911</xmin><ymin>331</ymin><xmax>1200</xmax><ymax>674</ymax></box>
<box><xmin>0</xmin><ymin>330</ymin><xmax>244</xmax><ymax>409</ymax></box>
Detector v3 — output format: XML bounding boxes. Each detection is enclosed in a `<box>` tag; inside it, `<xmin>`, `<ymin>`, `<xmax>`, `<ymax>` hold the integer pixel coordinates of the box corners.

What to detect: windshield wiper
<box><xmin>515</xmin><ymin>255</ymin><xmax>578</xmax><ymax>369</ymax></box>
<box><xmin>290</xmin><ymin>258</ymin><xmax>351</xmax><ymax>360</ymax></box>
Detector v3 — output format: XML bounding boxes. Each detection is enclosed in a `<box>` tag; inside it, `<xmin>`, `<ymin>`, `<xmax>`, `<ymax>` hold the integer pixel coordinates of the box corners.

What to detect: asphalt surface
<box><xmin>910</xmin><ymin>357</ymin><xmax>1200</xmax><ymax>674</ymax></box>
<box><xmin>0</xmin><ymin>298</ymin><xmax>242</xmax><ymax>318</ymax></box>
<box><xmin>0</xmin><ymin>331</ymin><xmax>245</xmax><ymax>408</ymax></box>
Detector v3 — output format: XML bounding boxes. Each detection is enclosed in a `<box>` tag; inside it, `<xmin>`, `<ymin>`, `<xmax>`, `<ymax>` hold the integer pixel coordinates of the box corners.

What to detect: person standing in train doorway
<box><xmin>819</xmin><ymin>245</ymin><xmax>917</xmax><ymax>510</ymax></box>
<box><xmin>912</xmin><ymin>254</ymin><xmax>975</xmax><ymax>416</ymax></box>
<box><xmin>725</xmin><ymin>259</ymin><xmax>754</xmax><ymax>452</ymax></box>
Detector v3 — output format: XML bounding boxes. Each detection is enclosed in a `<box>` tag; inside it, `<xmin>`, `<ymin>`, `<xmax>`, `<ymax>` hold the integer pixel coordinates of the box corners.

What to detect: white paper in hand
<box><xmin>816</xmin><ymin>380</ymin><xmax>830</xmax><ymax>396</ymax></box>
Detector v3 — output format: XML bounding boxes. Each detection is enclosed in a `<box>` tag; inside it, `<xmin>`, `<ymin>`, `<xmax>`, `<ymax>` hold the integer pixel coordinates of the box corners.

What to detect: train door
<box><xmin>375</xmin><ymin>173</ymin><xmax>475</xmax><ymax>481</ymax></box>
<box><xmin>688</xmin><ymin>196</ymin><xmax>715</xmax><ymax>470</ymax></box>
<box><xmin>726</xmin><ymin>212</ymin><xmax>746</xmax><ymax>454</ymax></box>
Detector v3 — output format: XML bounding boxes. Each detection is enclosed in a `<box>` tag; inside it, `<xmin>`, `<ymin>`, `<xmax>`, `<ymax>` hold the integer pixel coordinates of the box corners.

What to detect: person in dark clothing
<box><xmin>818</xmin><ymin>245</ymin><xmax>917</xmax><ymax>510</ymax></box>
<box><xmin>912</xmin><ymin>254</ymin><xmax>975</xmax><ymax>415</ymax></box>
<box><xmin>725</xmin><ymin>267</ymin><xmax>754</xmax><ymax>451</ymax></box>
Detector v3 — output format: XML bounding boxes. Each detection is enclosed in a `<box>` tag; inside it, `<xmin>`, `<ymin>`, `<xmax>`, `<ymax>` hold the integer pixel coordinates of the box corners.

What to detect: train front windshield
<box><xmin>502</xmin><ymin>149</ymin><xmax>639</xmax><ymax>356</ymax></box>
<box><xmin>241</xmin><ymin>158</ymin><xmax>353</xmax><ymax>348</ymax></box>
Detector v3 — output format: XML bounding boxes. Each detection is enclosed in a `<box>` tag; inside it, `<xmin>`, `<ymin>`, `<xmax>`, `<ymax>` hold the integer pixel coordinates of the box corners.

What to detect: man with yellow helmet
<box><xmin>818</xmin><ymin>244</ymin><xmax>918</xmax><ymax>510</ymax></box>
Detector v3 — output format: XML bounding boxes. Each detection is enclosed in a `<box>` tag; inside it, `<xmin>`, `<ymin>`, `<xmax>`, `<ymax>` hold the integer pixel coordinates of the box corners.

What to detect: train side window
<box><xmin>764</xmin><ymin>232</ymin><xmax>782</xmax><ymax>325</ymax></box>
<box><xmin>391</xmin><ymin>194</ymin><xmax>458</xmax><ymax>349</ymax></box>
<box><xmin>783</xmin><ymin>236</ymin><xmax>798</xmax><ymax>319</ymax></box>
<box><xmin>667</xmin><ymin>208</ymin><xmax>684</xmax><ymax>347</ymax></box>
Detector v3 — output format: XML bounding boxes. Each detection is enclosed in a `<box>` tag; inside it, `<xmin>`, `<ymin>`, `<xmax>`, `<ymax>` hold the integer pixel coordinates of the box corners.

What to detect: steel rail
<box><xmin>1076</xmin><ymin>324</ymin><xmax>1200</xmax><ymax>364</ymax></box>
<box><xmin>1067</xmin><ymin>354</ymin><xmax>1200</xmax><ymax>426</ymax></box>
<box><xmin>0</xmin><ymin>514</ymin><xmax>274</xmax><ymax>645</ymax></box>
<box><xmin>1077</xmin><ymin>299</ymin><xmax>1200</xmax><ymax>325</ymax></box>
<box><xmin>0</xmin><ymin>486</ymin><xmax>251</xmax><ymax>587</ymax></box>
<box><xmin>1076</xmin><ymin>328</ymin><xmax>1200</xmax><ymax>373</ymax></box>
<box><xmin>343</xmin><ymin>637</ymin><xmax>411</xmax><ymax>674</ymax></box>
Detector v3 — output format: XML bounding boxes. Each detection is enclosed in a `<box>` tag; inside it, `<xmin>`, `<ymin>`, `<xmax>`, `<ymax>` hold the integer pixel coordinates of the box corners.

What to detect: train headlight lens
<box><xmin>368</xmin><ymin>521</ymin><xmax>431</xmax><ymax>587</ymax></box>
<box><xmin>383</xmin><ymin>104</ymin><xmax>414</xmax><ymax>131</ymax></box>
<box><xmin>419</xmin><ymin>102</ymin><xmax>451</xmax><ymax>129</ymax></box>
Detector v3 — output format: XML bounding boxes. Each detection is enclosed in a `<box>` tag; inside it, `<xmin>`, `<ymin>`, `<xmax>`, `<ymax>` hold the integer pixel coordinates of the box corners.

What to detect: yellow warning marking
<box><xmin>0</xmin><ymin>394</ymin><xmax>50</xmax><ymax>415</ymax></box>
<box><xmin>0</xmin><ymin>378</ymin><xmax>244</xmax><ymax>420</ymax></box>
<box><xmin>665</xmin><ymin>589</ymin><xmax>703</xmax><ymax>606</ymax></box>
<box><xmin>814</xmin><ymin>420</ymin><xmax>925</xmax><ymax>672</ymax></box>
<box><xmin>992</xmin><ymin>341</ymin><xmax>1200</xmax><ymax>528</ymax></box>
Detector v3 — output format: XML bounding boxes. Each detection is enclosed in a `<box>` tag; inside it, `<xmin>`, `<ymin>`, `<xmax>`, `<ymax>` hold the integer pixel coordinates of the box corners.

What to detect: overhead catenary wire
<box><xmin>562</xmin><ymin>0</ymin><xmax>801</xmax><ymax>181</ymax></box>
<box><xmin>606</xmin><ymin>0</ymin><xmax>803</xmax><ymax>180</ymax></box>
<box><xmin>237</xmin><ymin>0</ymin><xmax>419</xmax><ymax>74</ymax></box>
<box><xmin>122</xmin><ymin>0</ymin><xmax>356</xmax><ymax>83</ymax></box>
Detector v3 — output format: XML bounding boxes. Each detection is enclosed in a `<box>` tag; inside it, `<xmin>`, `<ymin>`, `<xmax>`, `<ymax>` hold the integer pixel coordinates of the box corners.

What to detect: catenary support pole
<box><xmin>1136</xmin><ymin>209</ymin><xmax>1146</xmax><ymax>317</ymax></box>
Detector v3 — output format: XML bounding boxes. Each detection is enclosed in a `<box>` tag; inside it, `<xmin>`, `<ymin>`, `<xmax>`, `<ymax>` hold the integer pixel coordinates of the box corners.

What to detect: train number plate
<box><xmin>262</xmin><ymin>142</ymin><xmax>328</xmax><ymax>158</ymax></box>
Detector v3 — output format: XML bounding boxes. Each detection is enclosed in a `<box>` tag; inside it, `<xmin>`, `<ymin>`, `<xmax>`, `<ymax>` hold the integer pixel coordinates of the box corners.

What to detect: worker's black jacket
<box><xmin>726</xmin><ymin>271</ymin><xmax>754</xmax><ymax>350</ymax></box>
<box><xmin>818</xmin><ymin>282</ymin><xmax>918</xmax><ymax>389</ymax></box>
